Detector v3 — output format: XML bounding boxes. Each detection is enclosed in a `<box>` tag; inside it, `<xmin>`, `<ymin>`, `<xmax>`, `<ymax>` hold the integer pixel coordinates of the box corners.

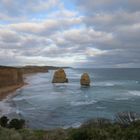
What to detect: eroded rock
<box><xmin>80</xmin><ymin>73</ymin><xmax>90</xmax><ymax>86</ymax></box>
<box><xmin>52</xmin><ymin>69</ymin><xmax>68</xmax><ymax>83</ymax></box>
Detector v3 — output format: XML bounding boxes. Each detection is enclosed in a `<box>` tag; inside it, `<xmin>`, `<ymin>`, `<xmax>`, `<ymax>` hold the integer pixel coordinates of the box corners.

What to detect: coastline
<box><xmin>0</xmin><ymin>65</ymin><xmax>53</xmax><ymax>101</ymax></box>
<box><xmin>0</xmin><ymin>83</ymin><xmax>25</xmax><ymax>100</ymax></box>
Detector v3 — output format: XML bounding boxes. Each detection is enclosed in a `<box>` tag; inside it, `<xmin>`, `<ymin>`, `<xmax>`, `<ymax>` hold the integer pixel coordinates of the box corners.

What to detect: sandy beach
<box><xmin>0</xmin><ymin>83</ymin><xmax>25</xmax><ymax>100</ymax></box>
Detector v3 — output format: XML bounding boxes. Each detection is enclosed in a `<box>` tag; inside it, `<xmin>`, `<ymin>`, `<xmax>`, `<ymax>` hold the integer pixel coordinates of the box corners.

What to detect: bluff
<box><xmin>0</xmin><ymin>66</ymin><xmax>23</xmax><ymax>88</ymax></box>
<box><xmin>20</xmin><ymin>66</ymin><xmax>48</xmax><ymax>74</ymax></box>
<box><xmin>0</xmin><ymin>66</ymin><xmax>24</xmax><ymax>98</ymax></box>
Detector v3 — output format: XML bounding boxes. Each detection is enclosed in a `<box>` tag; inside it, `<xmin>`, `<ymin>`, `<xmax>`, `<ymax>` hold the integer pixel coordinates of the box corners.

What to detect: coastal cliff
<box><xmin>20</xmin><ymin>66</ymin><xmax>70</xmax><ymax>74</ymax></box>
<box><xmin>21</xmin><ymin>66</ymin><xmax>48</xmax><ymax>74</ymax></box>
<box><xmin>0</xmin><ymin>66</ymin><xmax>24</xmax><ymax>99</ymax></box>
<box><xmin>0</xmin><ymin>65</ymin><xmax>69</xmax><ymax>99</ymax></box>
<box><xmin>0</xmin><ymin>66</ymin><xmax>23</xmax><ymax>88</ymax></box>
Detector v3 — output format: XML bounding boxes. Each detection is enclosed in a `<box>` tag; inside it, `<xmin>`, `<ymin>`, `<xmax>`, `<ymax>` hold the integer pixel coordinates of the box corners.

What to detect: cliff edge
<box><xmin>0</xmin><ymin>66</ymin><xmax>24</xmax><ymax>99</ymax></box>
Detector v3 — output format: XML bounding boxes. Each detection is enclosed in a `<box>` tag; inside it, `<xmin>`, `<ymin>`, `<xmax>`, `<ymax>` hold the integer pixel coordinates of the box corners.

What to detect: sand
<box><xmin>0</xmin><ymin>83</ymin><xmax>25</xmax><ymax>100</ymax></box>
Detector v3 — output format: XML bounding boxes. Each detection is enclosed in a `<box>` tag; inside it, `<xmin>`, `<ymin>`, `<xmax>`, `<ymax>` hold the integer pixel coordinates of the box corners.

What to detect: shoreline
<box><xmin>0</xmin><ymin>83</ymin><xmax>26</xmax><ymax>101</ymax></box>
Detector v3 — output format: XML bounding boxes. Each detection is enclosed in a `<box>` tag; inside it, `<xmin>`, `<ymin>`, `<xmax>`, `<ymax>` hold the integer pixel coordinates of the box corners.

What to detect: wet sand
<box><xmin>0</xmin><ymin>83</ymin><xmax>25</xmax><ymax>100</ymax></box>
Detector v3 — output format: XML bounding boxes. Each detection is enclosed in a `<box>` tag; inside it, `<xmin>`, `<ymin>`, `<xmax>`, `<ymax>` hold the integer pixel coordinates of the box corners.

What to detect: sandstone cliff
<box><xmin>0</xmin><ymin>66</ymin><xmax>24</xmax><ymax>99</ymax></box>
<box><xmin>0</xmin><ymin>66</ymin><xmax>23</xmax><ymax>88</ymax></box>
<box><xmin>20</xmin><ymin>66</ymin><xmax>48</xmax><ymax>74</ymax></box>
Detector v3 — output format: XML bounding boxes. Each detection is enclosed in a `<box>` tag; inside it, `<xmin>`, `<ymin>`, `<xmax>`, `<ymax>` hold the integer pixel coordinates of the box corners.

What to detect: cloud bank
<box><xmin>0</xmin><ymin>0</ymin><xmax>140</xmax><ymax>67</ymax></box>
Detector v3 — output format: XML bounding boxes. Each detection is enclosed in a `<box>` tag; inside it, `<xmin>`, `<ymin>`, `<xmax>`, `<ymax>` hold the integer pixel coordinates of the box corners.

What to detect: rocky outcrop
<box><xmin>80</xmin><ymin>73</ymin><xmax>90</xmax><ymax>86</ymax></box>
<box><xmin>52</xmin><ymin>69</ymin><xmax>68</xmax><ymax>83</ymax></box>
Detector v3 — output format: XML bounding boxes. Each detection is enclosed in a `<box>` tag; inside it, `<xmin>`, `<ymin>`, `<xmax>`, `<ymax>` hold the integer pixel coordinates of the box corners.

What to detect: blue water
<box><xmin>1</xmin><ymin>68</ymin><xmax>140</xmax><ymax>129</ymax></box>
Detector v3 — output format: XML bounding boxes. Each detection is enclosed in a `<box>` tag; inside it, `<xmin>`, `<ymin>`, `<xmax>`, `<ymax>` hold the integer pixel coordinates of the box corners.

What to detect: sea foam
<box><xmin>70</xmin><ymin>100</ymin><xmax>97</xmax><ymax>106</ymax></box>
<box><xmin>128</xmin><ymin>90</ymin><xmax>140</xmax><ymax>96</ymax></box>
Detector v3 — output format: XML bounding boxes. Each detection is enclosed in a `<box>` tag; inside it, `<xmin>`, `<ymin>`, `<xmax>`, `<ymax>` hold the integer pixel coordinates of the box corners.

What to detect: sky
<box><xmin>0</xmin><ymin>0</ymin><xmax>140</xmax><ymax>68</ymax></box>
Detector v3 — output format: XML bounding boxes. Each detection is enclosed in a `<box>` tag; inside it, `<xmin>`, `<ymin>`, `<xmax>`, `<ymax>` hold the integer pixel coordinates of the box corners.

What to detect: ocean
<box><xmin>0</xmin><ymin>68</ymin><xmax>140</xmax><ymax>129</ymax></box>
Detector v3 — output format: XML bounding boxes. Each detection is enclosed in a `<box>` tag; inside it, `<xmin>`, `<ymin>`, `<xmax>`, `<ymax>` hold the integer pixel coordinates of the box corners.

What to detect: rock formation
<box><xmin>52</xmin><ymin>69</ymin><xmax>68</xmax><ymax>83</ymax></box>
<box><xmin>0</xmin><ymin>66</ymin><xmax>24</xmax><ymax>98</ymax></box>
<box><xmin>0</xmin><ymin>66</ymin><xmax>23</xmax><ymax>88</ymax></box>
<box><xmin>80</xmin><ymin>73</ymin><xmax>90</xmax><ymax>86</ymax></box>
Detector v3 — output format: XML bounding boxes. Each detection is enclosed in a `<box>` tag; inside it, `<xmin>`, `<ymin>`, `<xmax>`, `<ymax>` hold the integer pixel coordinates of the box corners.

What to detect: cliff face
<box><xmin>0</xmin><ymin>66</ymin><xmax>23</xmax><ymax>88</ymax></box>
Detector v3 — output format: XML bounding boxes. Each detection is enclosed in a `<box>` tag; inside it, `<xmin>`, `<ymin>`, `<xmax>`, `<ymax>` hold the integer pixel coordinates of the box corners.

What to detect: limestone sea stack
<box><xmin>52</xmin><ymin>69</ymin><xmax>68</xmax><ymax>83</ymax></box>
<box><xmin>80</xmin><ymin>73</ymin><xmax>90</xmax><ymax>86</ymax></box>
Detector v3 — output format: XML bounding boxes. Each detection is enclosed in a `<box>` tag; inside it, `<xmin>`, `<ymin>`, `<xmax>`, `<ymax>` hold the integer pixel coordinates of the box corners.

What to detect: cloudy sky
<box><xmin>0</xmin><ymin>0</ymin><xmax>140</xmax><ymax>68</ymax></box>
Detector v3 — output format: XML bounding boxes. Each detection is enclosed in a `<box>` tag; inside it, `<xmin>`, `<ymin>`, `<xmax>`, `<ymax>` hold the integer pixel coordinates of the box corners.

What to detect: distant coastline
<box><xmin>0</xmin><ymin>65</ymin><xmax>70</xmax><ymax>100</ymax></box>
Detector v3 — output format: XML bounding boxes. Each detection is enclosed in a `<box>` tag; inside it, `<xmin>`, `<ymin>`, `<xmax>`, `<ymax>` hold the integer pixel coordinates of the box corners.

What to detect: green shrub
<box><xmin>0</xmin><ymin>116</ymin><xmax>9</xmax><ymax>127</ymax></box>
<box><xmin>68</xmin><ymin>128</ymin><xmax>91</xmax><ymax>140</ymax></box>
<box><xmin>8</xmin><ymin>119</ymin><xmax>25</xmax><ymax>130</ymax></box>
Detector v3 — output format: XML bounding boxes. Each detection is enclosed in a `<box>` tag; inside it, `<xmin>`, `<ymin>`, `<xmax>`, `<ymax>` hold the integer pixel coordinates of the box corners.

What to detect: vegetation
<box><xmin>8</xmin><ymin>118</ymin><xmax>25</xmax><ymax>130</ymax></box>
<box><xmin>0</xmin><ymin>116</ymin><xmax>25</xmax><ymax>129</ymax></box>
<box><xmin>0</xmin><ymin>116</ymin><xmax>9</xmax><ymax>127</ymax></box>
<box><xmin>0</xmin><ymin>113</ymin><xmax>140</xmax><ymax>140</ymax></box>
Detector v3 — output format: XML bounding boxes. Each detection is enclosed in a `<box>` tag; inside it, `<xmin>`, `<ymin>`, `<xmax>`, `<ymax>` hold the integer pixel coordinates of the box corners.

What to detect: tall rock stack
<box><xmin>52</xmin><ymin>69</ymin><xmax>68</xmax><ymax>83</ymax></box>
<box><xmin>80</xmin><ymin>73</ymin><xmax>90</xmax><ymax>86</ymax></box>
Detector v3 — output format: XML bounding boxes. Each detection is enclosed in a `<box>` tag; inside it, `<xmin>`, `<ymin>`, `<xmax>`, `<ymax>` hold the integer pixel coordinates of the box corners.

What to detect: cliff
<box><xmin>0</xmin><ymin>65</ymin><xmax>69</xmax><ymax>99</ymax></box>
<box><xmin>20</xmin><ymin>66</ymin><xmax>70</xmax><ymax>74</ymax></box>
<box><xmin>0</xmin><ymin>66</ymin><xmax>23</xmax><ymax>88</ymax></box>
<box><xmin>0</xmin><ymin>66</ymin><xmax>24</xmax><ymax>99</ymax></box>
<box><xmin>20</xmin><ymin>66</ymin><xmax>48</xmax><ymax>74</ymax></box>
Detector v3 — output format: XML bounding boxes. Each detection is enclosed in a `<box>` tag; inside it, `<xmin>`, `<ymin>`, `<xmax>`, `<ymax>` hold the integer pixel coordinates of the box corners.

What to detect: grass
<box><xmin>1</xmin><ymin>117</ymin><xmax>140</xmax><ymax>140</ymax></box>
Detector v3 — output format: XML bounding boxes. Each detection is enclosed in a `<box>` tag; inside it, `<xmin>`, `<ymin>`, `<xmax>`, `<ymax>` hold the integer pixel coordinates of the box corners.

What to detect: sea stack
<box><xmin>52</xmin><ymin>69</ymin><xmax>68</xmax><ymax>83</ymax></box>
<box><xmin>80</xmin><ymin>73</ymin><xmax>90</xmax><ymax>86</ymax></box>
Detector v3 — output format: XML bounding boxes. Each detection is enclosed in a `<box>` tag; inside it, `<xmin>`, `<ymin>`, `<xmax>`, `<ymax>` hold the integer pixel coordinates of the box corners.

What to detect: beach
<box><xmin>0</xmin><ymin>83</ymin><xmax>25</xmax><ymax>100</ymax></box>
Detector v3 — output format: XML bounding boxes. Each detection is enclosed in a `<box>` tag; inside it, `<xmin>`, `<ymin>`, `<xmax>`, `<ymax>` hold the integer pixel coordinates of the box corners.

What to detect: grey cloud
<box><xmin>0</xmin><ymin>28</ymin><xmax>21</xmax><ymax>43</ymax></box>
<box><xmin>0</xmin><ymin>0</ymin><xmax>140</xmax><ymax>67</ymax></box>
<box><xmin>70</xmin><ymin>0</ymin><xmax>140</xmax><ymax>67</ymax></box>
<box><xmin>83</xmin><ymin>11</ymin><xmax>140</xmax><ymax>31</ymax></box>
<box><xmin>52</xmin><ymin>28</ymin><xmax>114</xmax><ymax>49</ymax></box>
<box><xmin>74</xmin><ymin>0</ymin><xmax>140</xmax><ymax>13</ymax></box>
<box><xmin>81</xmin><ymin>48</ymin><xmax>140</xmax><ymax>68</ymax></box>
<box><xmin>9</xmin><ymin>17</ymin><xmax>82</xmax><ymax>35</ymax></box>
<box><xmin>116</xmin><ymin>23</ymin><xmax>140</xmax><ymax>43</ymax></box>
<box><xmin>0</xmin><ymin>0</ymin><xmax>60</xmax><ymax>18</ymax></box>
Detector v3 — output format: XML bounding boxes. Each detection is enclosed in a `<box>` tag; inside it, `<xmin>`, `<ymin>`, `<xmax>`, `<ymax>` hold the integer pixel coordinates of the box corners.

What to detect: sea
<box><xmin>0</xmin><ymin>68</ymin><xmax>140</xmax><ymax>129</ymax></box>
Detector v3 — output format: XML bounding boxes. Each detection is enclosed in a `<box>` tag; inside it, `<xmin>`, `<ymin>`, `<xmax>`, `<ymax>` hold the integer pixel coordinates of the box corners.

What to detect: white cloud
<box><xmin>0</xmin><ymin>0</ymin><xmax>140</xmax><ymax>67</ymax></box>
<box><xmin>86</xmin><ymin>48</ymin><xmax>108</xmax><ymax>57</ymax></box>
